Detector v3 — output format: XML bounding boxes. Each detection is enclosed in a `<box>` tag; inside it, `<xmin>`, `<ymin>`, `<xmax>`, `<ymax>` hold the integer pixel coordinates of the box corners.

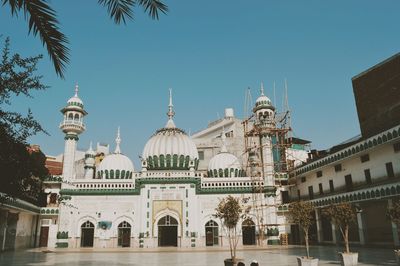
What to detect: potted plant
<box><xmin>324</xmin><ymin>203</ymin><xmax>357</xmax><ymax>266</ymax></box>
<box><xmin>289</xmin><ymin>201</ymin><xmax>318</xmax><ymax>266</ymax></box>
<box><xmin>387</xmin><ymin>200</ymin><xmax>400</xmax><ymax>265</ymax></box>
<box><xmin>214</xmin><ymin>195</ymin><xmax>250</xmax><ymax>266</ymax></box>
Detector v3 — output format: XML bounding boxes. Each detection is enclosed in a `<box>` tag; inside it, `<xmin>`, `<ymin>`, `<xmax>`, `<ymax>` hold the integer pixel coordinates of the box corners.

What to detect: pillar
<box><xmin>389</xmin><ymin>199</ymin><xmax>400</xmax><ymax>247</ymax></box>
<box><xmin>315</xmin><ymin>209</ymin><xmax>323</xmax><ymax>243</ymax></box>
<box><xmin>356</xmin><ymin>209</ymin><xmax>367</xmax><ymax>245</ymax></box>
<box><xmin>331</xmin><ymin>222</ymin><xmax>338</xmax><ymax>244</ymax></box>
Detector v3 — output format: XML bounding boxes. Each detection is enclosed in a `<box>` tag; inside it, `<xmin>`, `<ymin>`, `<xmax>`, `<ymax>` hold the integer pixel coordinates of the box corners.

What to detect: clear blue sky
<box><xmin>1</xmin><ymin>1</ymin><xmax>399</xmax><ymax>168</ymax></box>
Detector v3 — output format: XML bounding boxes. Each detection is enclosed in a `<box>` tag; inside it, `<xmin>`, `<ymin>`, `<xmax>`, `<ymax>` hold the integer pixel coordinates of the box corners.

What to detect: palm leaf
<box><xmin>98</xmin><ymin>0</ymin><xmax>135</xmax><ymax>24</ymax></box>
<box><xmin>2</xmin><ymin>0</ymin><xmax>69</xmax><ymax>78</ymax></box>
<box><xmin>138</xmin><ymin>0</ymin><xmax>168</xmax><ymax>20</ymax></box>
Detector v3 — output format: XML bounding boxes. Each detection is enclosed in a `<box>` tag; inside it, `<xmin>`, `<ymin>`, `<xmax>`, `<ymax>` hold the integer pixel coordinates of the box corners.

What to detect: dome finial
<box><xmin>89</xmin><ymin>141</ymin><xmax>93</xmax><ymax>151</ymax></box>
<box><xmin>220</xmin><ymin>127</ymin><xmax>227</xmax><ymax>153</ymax></box>
<box><xmin>165</xmin><ymin>88</ymin><xmax>176</xmax><ymax>128</ymax></box>
<box><xmin>260</xmin><ymin>82</ymin><xmax>264</xmax><ymax>96</ymax></box>
<box><xmin>74</xmin><ymin>83</ymin><xmax>79</xmax><ymax>97</ymax></box>
<box><xmin>115</xmin><ymin>127</ymin><xmax>121</xmax><ymax>154</ymax></box>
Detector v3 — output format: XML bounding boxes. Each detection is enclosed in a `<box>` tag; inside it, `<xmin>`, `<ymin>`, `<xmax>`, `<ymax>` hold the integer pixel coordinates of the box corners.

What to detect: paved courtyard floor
<box><xmin>0</xmin><ymin>245</ymin><xmax>397</xmax><ymax>266</ymax></box>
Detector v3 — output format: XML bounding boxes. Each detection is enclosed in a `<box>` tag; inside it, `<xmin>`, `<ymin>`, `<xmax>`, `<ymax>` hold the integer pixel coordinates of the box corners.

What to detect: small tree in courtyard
<box><xmin>214</xmin><ymin>195</ymin><xmax>250</xmax><ymax>265</ymax></box>
<box><xmin>387</xmin><ymin>201</ymin><xmax>400</xmax><ymax>227</ymax></box>
<box><xmin>289</xmin><ymin>201</ymin><xmax>315</xmax><ymax>259</ymax></box>
<box><xmin>324</xmin><ymin>203</ymin><xmax>356</xmax><ymax>253</ymax></box>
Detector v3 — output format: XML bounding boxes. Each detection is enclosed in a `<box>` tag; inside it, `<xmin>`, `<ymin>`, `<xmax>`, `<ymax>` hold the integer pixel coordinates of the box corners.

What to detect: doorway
<box><xmin>205</xmin><ymin>220</ymin><xmax>219</xmax><ymax>246</ymax></box>
<box><xmin>242</xmin><ymin>219</ymin><xmax>256</xmax><ymax>245</ymax></box>
<box><xmin>158</xmin><ymin>215</ymin><xmax>178</xmax><ymax>247</ymax></box>
<box><xmin>39</xmin><ymin>226</ymin><xmax>49</xmax><ymax>247</ymax></box>
<box><xmin>80</xmin><ymin>221</ymin><xmax>95</xmax><ymax>247</ymax></box>
<box><xmin>118</xmin><ymin>221</ymin><xmax>131</xmax><ymax>247</ymax></box>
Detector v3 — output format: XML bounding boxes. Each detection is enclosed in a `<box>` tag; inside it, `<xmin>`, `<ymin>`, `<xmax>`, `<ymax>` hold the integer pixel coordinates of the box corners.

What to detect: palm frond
<box><xmin>138</xmin><ymin>0</ymin><xmax>168</xmax><ymax>20</ymax></box>
<box><xmin>2</xmin><ymin>0</ymin><xmax>69</xmax><ymax>78</ymax></box>
<box><xmin>98</xmin><ymin>0</ymin><xmax>135</xmax><ymax>24</ymax></box>
<box><xmin>24</xmin><ymin>0</ymin><xmax>69</xmax><ymax>78</ymax></box>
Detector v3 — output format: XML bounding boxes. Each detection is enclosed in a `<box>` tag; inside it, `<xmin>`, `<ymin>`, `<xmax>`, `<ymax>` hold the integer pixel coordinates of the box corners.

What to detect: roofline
<box><xmin>352</xmin><ymin>52</ymin><xmax>400</xmax><ymax>81</ymax></box>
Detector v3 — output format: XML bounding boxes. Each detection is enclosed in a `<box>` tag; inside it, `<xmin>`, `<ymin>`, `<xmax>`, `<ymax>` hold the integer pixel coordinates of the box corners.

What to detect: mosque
<box><xmin>39</xmin><ymin>85</ymin><xmax>302</xmax><ymax>249</ymax></box>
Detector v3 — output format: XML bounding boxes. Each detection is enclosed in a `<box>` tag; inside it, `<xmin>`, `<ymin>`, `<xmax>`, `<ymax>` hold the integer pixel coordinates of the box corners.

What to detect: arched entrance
<box><xmin>242</xmin><ymin>219</ymin><xmax>256</xmax><ymax>245</ymax></box>
<box><xmin>205</xmin><ymin>220</ymin><xmax>219</xmax><ymax>246</ymax></box>
<box><xmin>118</xmin><ymin>221</ymin><xmax>131</xmax><ymax>247</ymax></box>
<box><xmin>81</xmin><ymin>221</ymin><xmax>95</xmax><ymax>247</ymax></box>
<box><xmin>158</xmin><ymin>215</ymin><xmax>178</xmax><ymax>247</ymax></box>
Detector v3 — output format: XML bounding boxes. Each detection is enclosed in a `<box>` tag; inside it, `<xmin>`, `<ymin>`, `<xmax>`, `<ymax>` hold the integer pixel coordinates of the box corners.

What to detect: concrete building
<box><xmin>289</xmin><ymin>53</ymin><xmax>400</xmax><ymax>247</ymax></box>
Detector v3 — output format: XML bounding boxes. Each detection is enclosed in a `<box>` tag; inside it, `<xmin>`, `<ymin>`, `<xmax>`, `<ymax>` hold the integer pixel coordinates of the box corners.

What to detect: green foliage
<box><xmin>0</xmin><ymin>38</ymin><xmax>48</xmax><ymax>204</ymax></box>
<box><xmin>2</xmin><ymin>0</ymin><xmax>168</xmax><ymax>78</ymax></box>
<box><xmin>387</xmin><ymin>201</ymin><xmax>400</xmax><ymax>226</ymax></box>
<box><xmin>214</xmin><ymin>195</ymin><xmax>250</xmax><ymax>262</ymax></box>
<box><xmin>323</xmin><ymin>203</ymin><xmax>356</xmax><ymax>253</ymax></box>
<box><xmin>289</xmin><ymin>201</ymin><xmax>314</xmax><ymax>258</ymax></box>
<box><xmin>323</xmin><ymin>203</ymin><xmax>356</xmax><ymax>230</ymax></box>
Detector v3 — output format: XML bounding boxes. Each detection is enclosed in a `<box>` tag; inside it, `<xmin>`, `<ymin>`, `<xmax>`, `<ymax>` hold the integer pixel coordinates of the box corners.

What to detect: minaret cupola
<box><xmin>253</xmin><ymin>82</ymin><xmax>275</xmax><ymax>129</ymax></box>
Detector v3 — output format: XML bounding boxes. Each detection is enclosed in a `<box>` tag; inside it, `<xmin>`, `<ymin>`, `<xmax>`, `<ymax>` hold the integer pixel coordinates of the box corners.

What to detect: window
<box><xmin>334</xmin><ymin>164</ymin><xmax>342</xmax><ymax>172</ymax></box>
<box><xmin>329</xmin><ymin>180</ymin><xmax>334</xmax><ymax>192</ymax></box>
<box><xmin>394</xmin><ymin>142</ymin><xmax>400</xmax><ymax>153</ymax></box>
<box><xmin>318</xmin><ymin>183</ymin><xmax>323</xmax><ymax>195</ymax></box>
<box><xmin>386</xmin><ymin>162</ymin><xmax>395</xmax><ymax>178</ymax></box>
<box><xmin>345</xmin><ymin>174</ymin><xmax>353</xmax><ymax>192</ymax></box>
<box><xmin>316</xmin><ymin>171</ymin><xmax>323</xmax><ymax>178</ymax></box>
<box><xmin>198</xmin><ymin>151</ymin><xmax>204</xmax><ymax>160</ymax></box>
<box><xmin>297</xmin><ymin>189</ymin><xmax>301</xmax><ymax>200</ymax></box>
<box><xmin>301</xmin><ymin>176</ymin><xmax>306</xmax><ymax>183</ymax></box>
<box><xmin>308</xmin><ymin>186</ymin><xmax>314</xmax><ymax>200</ymax></box>
<box><xmin>360</xmin><ymin>154</ymin><xmax>370</xmax><ymax>163</ymax></box>
<box><xmin>364</xmin><ymin>169</ymin><xmax>372</xmax><ymax>184</ymax></box>
<box><xmin>281</xmin><ymin>191</ymin><xmax>289</xmax><ymax>204</ymax></box>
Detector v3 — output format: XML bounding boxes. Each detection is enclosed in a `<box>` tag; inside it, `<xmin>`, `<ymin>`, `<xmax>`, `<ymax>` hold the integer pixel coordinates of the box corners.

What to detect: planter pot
<box><xmin>224</xmin><ymin>258</ymin><xmax>244</xmax><ymax>266</ymax></box>
<box><xmin>339</xmin><ymin>252</ymin><xmax>358</xmax><ymax>266</ymax></box>
<box><xmin>297</xmin><ymin>257</ymin><xmax>319</xmax><ymax>266</ymax></box>
<box><xmin>394</xmin><ymin>250</ymin><xmax>400</xmax><ymax>266</ymax></box>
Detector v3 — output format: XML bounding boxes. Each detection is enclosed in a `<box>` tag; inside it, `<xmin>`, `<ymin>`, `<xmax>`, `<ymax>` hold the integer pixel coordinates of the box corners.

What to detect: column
<box><xmin>389</xmin><ymin>199</ymin><xmax>400</xmax><ymax>247</ymax></box>
<box><xmin>331</xmin><ymin>223</ymin><xmax>338</xmax><ymax>244</ymax></box>
<box><xmin>356</xmin><ymin>209</ymin><xmax>367</xmax><ymax>245</ymax></box>
<box><xmin>315</xmin><ymin>209</ymin><xmax>323</xmax><ymax>243</ymax></box>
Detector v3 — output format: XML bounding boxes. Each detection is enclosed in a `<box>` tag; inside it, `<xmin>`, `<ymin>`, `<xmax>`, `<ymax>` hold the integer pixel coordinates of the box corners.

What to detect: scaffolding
<box><xmin>242</xmin><ymin>82</ymin><xmax>293</xmax><ymax>245</ymax></box>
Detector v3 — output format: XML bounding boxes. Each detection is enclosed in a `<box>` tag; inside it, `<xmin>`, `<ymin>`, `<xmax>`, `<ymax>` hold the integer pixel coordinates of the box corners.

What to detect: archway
<box><xmin>158</xmin><ymin>215</ymin><xmax>178</xmax><ymax>247</ymax></box>
<box><xmin>205</xmin><ymin>220</ymin><xmax>219</xmax><ymax>246</ymax></box>
<box><xmin>118</xmin><ymin>221</ymin><xmax>131</xmax><ymax>247</ymax></box>
<box><xmin>242</xmin><ymin>219</ymin><xmax>256</xmax><ymax>245</ymax></box>
<box><xmin>81</xmin><ymin>221</ymin><xmax>95</xmax><ymax>247</ymax></box>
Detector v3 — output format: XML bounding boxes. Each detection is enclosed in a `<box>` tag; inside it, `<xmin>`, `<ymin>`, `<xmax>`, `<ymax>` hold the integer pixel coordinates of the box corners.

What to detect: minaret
<box><xmin>114</xmin><ymin>127</ymin><xmax>122</xmax><ymax>154</ymax></box>
<box><xmin>60</xmin><ymin>84</ymin><xmax>87</xmax><ymax>182</ymax></box>
<box><xmin>84</xmin><ymin>142</ymin><xmax>95</xmax><ymax>179</ymax></box>
<box><xmin>165</xmin><ymin>88</ymin><xmax>176</xmax><ymax>128</ymax></box>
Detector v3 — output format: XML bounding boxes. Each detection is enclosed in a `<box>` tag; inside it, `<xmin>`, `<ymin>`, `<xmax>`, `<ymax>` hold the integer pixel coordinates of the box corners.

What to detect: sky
<box><xmin>1</xmin><ymin>0</ymin><xmax>399</xmax><ymax>168</ymax></box>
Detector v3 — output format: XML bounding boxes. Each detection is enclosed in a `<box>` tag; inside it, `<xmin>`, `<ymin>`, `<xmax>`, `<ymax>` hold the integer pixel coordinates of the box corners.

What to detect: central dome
<box><xmin>142</xmin><ymin>89</ymin><xmax>198</xmax><ymax>170</ymax></box>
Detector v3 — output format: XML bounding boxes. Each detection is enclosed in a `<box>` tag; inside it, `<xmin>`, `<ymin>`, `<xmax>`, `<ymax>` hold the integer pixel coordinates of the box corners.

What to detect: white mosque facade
<box><xmin>40</xmin><ymin>86</ymin><xmax>302</xmax><ymax>249</ymax></box>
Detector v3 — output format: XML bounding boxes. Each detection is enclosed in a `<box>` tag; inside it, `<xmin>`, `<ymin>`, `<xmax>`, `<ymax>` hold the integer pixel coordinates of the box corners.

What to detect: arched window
<box><xmin>224</xmin><ymin>168</ymin><xmax>229</xmax><ymax>177</ymax></box>
<box><xmin>166</xmin><ymin>154</ymin><xmax>171</xmax><ymax>168</ymax></box>
<box><xmin>235</xmin><ymin>169</ymin><xmax>238</xmax><ymax>177</ymax></box>
<box><xmin>129</xmin><ymin>172</ymin><xmax>133</xmax><ymax>179</ymax></box>
<box><xmin>116</xmin><ymin>170</ymin><xmax>120</xmax><ymax>179</ymax></box>
<box><xmin>121</xmin><ymin>170</ymin><xmax>125</xmax><ymax>179</ymax></box>
<box><xmin>110</xmin><ymin>170</ymin><xmax>114</xmax><ymax>179</ymax></box>
<box><xmin>179</xmin><ymin>155</ymin><xmax>185</xmax><ymax>168</ymax></box>
<box><xmin>172</xmin><ymin>154</ymin><xmax>178</xmax><ymax>168</ymax></box>
<box><xmin>68</xmin><ymin>113</ymin><xmax>73</xmax><ymax>120</ymax></box>
<box><xmin>153</xmin><ymin>155</ymin><xmax>159</xmax><ymax>169</ymax></box>
<box><xmin>100</xmin><ymin>170</ymin><xmax>104</xmax><ymax>178</ymax></box>
<box><xmin>160</xmin><ymin>155</ymin><xmax>165</xmax><ymax>168</ymax></box>
<box><xmin>74</xmin><ymin>113</ymin><xmax>79</xmax><ymax>120</ymax></box>
<box><xmin>205</xmin><ymin>220</ymin><xmax>219</xmax><ymax>246</ymax></box>
<box><xmin>213</xmin><ymin>169</ymin><xmax>218</xmax><ymax>177</ymax></box>
<box><xmin>105</xmin><ymin>170</ymin><xmax>109</xmax><ymax>179</ymax></box>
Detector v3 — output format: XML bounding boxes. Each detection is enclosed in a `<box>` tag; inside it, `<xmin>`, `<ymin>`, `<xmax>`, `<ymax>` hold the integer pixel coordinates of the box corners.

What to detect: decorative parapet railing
<box><xmin>277</xmin><ymin>204</ymin><xmax>289</xmax><ymax>212</ymax></box>
<box><xmin>60</xmin><ymin>176</ymin><xmax>278</xmax><ymax>196</ymax></box>
<box><xmin>294</xmin><ymin>124</ymin><xmax>400</xmax><ymax>176</ymax></box>
<box><xmin>40</xmin><ymin>207</ymin><xmax>59</xmax><ymax>215</ymax></box>
<box><xmin>140</xmin><ymin>171</ymin><xmax>203</xmax><ymax>178</ymax></box>
<box><xmin>275</xmin><ymin>173</ymin><xmax>288</xmax><ymax>181</ymax></box>
<box><xmin>309</xmin><ymin>181</ymin><xmax>400</xmax><ymax>208</ymax></box>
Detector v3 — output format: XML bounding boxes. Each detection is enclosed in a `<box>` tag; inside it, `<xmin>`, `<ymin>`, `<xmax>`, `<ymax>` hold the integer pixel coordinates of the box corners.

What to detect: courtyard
<box><xmin>0</xmin><ymin>246</ymin><xmax>397</xmax><ymax>266</ymax></box>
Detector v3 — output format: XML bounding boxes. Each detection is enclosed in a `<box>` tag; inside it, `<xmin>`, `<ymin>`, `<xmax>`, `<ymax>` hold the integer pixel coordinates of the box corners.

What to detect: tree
<box><xmin>288</xmin><ymin>201</ymin><xmax>314</xmax><ymax>259</ymax></box>
<box><xmin>0</xmin><ymin>37</ymin><xmax>49</xmax><ymax>203</ymax></box>
<box><xmin>214</xmin><ymin>195</ymin><xmax>250</xmax><ymax>265</ymax></box>
<box><xmin>387</xmin><ymin>200</ymin><xmax>400</xmax><ymax>228</ymax></box>
<box><xmin>2</xmin><ymin>0</ymin><xmax>168</xmax><ymax>78</ymax></box>
<box><xmin>323</xmin><ymin>203</ymin><xmax>356</xmax><ymax>253</ymax></box>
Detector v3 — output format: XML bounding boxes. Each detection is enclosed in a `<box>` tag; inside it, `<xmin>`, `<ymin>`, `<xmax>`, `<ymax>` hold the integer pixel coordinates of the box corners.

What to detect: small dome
<box><xmin>253</xmin><ymin>83</ymin><xmax>275</xmax><ymax>112</ymax></box>
<box><xmin>67</xmin><ymin>85</ymin><xmax>84</xmax><ymax>107</ymax></box>
<box><xmin>142</xmin><ymin>89</ymin><xmax>198</xmax><ymax>170</ymax></box>
<box><xmin>97</xmin><ymin>153</ymin><xmax>134</xmax><ymax>179</ymax></box>
<box><xmin>97</xmin><ymin>128</ymin><xmax>134</xmax><ymax>179</ymax></box>
<box><xmin>207</xmin><ymin>131</ymin><xmax>243</xmax><ymax>178</ymax></box>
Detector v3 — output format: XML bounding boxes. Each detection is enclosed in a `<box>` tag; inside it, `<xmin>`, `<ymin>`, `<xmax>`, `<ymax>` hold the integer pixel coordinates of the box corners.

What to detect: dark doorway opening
<box><xmin>158</xmin><ymin>215</ymin><xmax>178</xmax><ymax>247</ymax></box>
<box><xmin>81</xmin><ymin>221</ymin><xmax>94</xmax><ymax>247</ymax></box>
<box><xmin>39</xmin><ymin>226</ymin><xmax>49</xmax><ymax>247</ymax></box>
<box><xmin>118</xmin><ymin>221</ymin><xmax>131</xmax><ymax>247</ymax></box>
<box><xmin>242</xmin><ymin>219</ymin><xmax>256</xmax><ymax>245</ymax></box>
<box><xmin>205</xmin><ymin>220</ymin><xmax>219</xmax><ymax>246</ymax></box>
